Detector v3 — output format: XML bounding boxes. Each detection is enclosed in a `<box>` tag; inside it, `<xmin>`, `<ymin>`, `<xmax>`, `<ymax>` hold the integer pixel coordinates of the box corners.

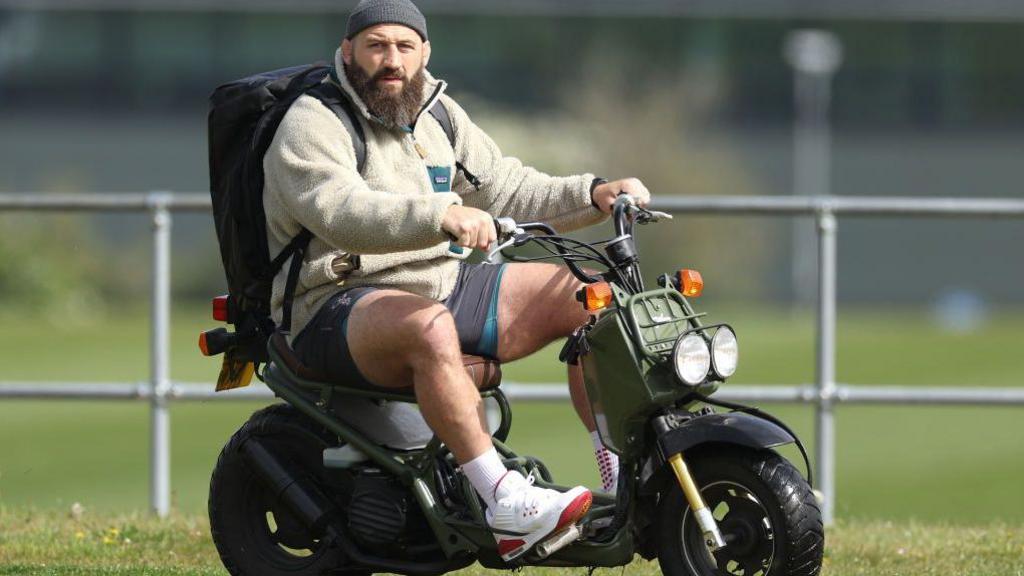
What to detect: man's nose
<box><xmin>383</xmin><ymin>45</ymin><xmax>402</xmax><ymax>68</ymax></box>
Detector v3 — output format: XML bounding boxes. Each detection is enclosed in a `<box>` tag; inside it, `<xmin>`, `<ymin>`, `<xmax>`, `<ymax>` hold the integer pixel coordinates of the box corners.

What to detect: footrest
<box><xmin>535</xmin><ymin>523</ymin><xmax>583</xmax><ymax>559</ymax></box>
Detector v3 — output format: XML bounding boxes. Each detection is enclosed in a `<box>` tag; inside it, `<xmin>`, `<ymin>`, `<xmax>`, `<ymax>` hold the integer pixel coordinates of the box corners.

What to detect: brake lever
<box><xmin>629</xmin><ymin>202</ymin><xmax>672</xmax><ymax>224</ymax></box>
<box><xmin>483</xmin><ymin>217</ymin><xmax>524</xmax><ymax>262</ymax></box>
<box><xmin>486</xmin><ymin>236</ymin><xmax>516</xmax><ymax>263</ymax></box>
<box><xmin>638</xmin><ymin>209</ymin><xmax>673</xmax><ymax>223</ymax></box>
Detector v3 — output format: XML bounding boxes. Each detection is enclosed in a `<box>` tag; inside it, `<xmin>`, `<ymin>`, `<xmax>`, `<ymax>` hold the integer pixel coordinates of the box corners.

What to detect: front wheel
<box><xmin>655</xmin><ymin>448</ymin><xmax>823</xmax><ymax>576</ymax></box>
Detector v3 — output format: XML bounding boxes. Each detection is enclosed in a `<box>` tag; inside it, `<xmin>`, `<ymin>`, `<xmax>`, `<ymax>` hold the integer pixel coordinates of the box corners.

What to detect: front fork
<box><xmin>667</xmin><ymin>452</ymin><xmax>726</xmax><ymax>551</ymax></box>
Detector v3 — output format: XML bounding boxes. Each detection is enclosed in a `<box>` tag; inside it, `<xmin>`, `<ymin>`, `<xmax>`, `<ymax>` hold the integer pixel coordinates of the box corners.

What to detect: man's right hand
<box><xmin>442</xmin><ymin>205</ymin><xmax>496</xmax><ymax>251</ymax></box>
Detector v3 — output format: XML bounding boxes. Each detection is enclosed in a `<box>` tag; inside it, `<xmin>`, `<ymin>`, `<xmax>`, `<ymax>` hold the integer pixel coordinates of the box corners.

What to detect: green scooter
<box><xmin>207</xmin><ymin>195</ymin><xmax>824</xmax><ymax>576</ymax></box>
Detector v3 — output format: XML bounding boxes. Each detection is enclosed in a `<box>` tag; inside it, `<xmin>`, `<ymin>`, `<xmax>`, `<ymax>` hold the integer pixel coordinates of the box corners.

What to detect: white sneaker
<box><xmin>486</xmin><ymin>471</ymin><xmax>592</xmax><ymax>561</ymax></box>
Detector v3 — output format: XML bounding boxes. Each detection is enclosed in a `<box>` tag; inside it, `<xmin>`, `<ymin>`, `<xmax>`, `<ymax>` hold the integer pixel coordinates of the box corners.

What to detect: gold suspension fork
<box><xmin>668</xmin><ymin>453</ymin><xmax>726</xmax><ymax>551</ymax></box>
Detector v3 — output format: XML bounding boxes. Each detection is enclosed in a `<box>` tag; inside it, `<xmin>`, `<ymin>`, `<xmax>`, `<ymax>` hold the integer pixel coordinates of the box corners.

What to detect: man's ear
<box><xmin>341</xmin><ymin>38</ymin><xmax>354</xmax><ymax>66</ymax></box>
<box><xmin>422</xmin><ymin>40</ymin><xmax>431</xmax><ymax>69</ymax></box>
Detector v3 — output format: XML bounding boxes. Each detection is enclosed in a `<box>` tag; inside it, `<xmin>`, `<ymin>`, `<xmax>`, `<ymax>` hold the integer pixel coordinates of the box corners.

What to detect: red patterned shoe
<box><xmin>486</xmin><ymin>471</ymin><xmax>592</xmax><ymax>562</ymax></box>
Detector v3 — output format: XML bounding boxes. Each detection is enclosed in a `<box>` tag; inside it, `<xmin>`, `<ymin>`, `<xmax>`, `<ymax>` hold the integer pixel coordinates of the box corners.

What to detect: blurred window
<box><xmin>0</xmin><ymin>11</ymin><xmax>1022</xmax><ymax>127</ymax></box>
<box><xmin>6</xmin><ymin>12</ymin><xmax>102</xmax><ymax>79</ymax></box>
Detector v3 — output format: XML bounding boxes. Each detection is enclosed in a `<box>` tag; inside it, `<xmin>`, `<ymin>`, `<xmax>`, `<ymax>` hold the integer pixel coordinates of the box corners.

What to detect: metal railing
<box><xmin>2</xmin><ymin>191</ymin><xmax>1023</xmax><ymax>524</ymax></box>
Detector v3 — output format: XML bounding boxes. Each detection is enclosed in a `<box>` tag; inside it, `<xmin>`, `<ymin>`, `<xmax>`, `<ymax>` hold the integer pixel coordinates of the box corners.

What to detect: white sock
<box><xmin>461</xmin><ymin>447</ymin><xmax>509</xmax><ymax>509</ymax></box>
<box><xmin>591</xmin><ymin>430</ymin><xmax>620</xmax><ymax>493</ymax></box>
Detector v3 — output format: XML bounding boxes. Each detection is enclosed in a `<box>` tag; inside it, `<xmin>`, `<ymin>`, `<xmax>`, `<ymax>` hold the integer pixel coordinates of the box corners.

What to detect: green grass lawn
<box><xmin>1</xmin><ymin>304</ymin><xmax>1022</xmax><ymax>523</ymax></box>
<box><xmin>1</xmin><ymin>509</ymin><xmax>1022</xmax><ymax>576</ymax></box>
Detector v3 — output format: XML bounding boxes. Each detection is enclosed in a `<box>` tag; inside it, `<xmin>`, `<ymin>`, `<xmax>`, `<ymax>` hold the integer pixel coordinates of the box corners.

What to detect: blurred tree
<box><xmin>0</xmin><ymin>215</ymin><xmax>107</xmax><ymax>324</ymax></box>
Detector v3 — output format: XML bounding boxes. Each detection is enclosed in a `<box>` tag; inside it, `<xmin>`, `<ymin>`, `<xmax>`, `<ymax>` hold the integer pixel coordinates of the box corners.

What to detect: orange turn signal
<box><xmin>199</xmin><ymin>331</ymin><xmax>211</xmax><ymax>356</ymax></box>
<box><xmin>584</xmin><ymin>282</ymin><xmax>614</xmax><ymax>311</ymax></box>
<box><xmin>198</xmin><ymin>327</ymin><xmax>231</xmax><ymax>357</ymax></box>
<box><xmin>676</xmin><ymin>269</ymin><xmax>704</xmax><ymax>298</ymax></box>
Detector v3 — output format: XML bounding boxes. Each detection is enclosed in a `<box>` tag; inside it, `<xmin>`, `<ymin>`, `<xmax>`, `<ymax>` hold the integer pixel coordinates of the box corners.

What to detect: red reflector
<box><xmin>199</xmin><ymin>332</ymin><xmax>210</xmax><ymax>356</ymax></box>
<box><xmin>212</xmin><ymin>296</ymin><xmax>229</xmax><ymax>322</ymax></box>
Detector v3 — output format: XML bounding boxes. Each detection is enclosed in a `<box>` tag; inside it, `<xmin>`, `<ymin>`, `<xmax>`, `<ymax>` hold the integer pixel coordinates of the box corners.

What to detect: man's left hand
<box><xmin>592</xmin><ymin>178</ymin><xmax>651</xmax><ymax>214</ymax></box>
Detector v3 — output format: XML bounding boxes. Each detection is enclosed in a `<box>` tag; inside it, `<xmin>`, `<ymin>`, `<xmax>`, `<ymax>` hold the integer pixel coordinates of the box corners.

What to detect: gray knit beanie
<box><xmin>346</xmin><ymin>0</ymin><xmax>428</xmax><ymax>41</ymax></box>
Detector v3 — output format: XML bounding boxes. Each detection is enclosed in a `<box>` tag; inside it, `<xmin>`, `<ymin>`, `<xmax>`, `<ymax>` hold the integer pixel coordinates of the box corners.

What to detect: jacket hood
<box><xmin>332</xmin><ymin>46</ymin><xmax>446</xmax><ymax>127</ymax></box>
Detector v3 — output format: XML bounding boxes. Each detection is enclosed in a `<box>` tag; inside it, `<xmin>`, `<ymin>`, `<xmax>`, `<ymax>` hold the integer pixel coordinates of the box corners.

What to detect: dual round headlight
<box><xmin>672</xmin><ymin>333</ymin><xmax>711</xmax><ymax>385</ymax></box>
<box><xmin>710</xmin><ymin>326</ymin><xmax>738</xmax><ymax>379</ymax></box>
<box><xmin>671</xmin><ymin>326</ymin><xmax>738</xmax><ymax>385</ymax></box>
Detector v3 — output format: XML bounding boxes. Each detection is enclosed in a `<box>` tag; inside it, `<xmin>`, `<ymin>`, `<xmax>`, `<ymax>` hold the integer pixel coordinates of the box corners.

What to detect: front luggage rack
<box><xmin>621</xmin><ymin>288</ymin><xmax>704</xmax><ymax>359</ymax></box>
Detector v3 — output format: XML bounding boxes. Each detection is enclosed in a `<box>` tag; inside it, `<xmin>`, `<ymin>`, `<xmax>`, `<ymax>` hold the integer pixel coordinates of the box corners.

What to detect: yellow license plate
<box><xmin>215</xmin><ymin>352</ymin><xmax>255</xmax><ymax>392</ymax></box>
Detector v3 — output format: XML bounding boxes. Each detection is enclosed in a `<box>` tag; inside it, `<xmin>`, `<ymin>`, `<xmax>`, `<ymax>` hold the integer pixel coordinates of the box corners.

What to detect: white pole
<box><xmin>150</xmin><ymin>194</ymin><xmax>172</xmax><ymax>518</ymax></box>
<box><xmin>815</xmin><ymin>209</ymin><xmax>837</xmax><ymax>525</ymax></box>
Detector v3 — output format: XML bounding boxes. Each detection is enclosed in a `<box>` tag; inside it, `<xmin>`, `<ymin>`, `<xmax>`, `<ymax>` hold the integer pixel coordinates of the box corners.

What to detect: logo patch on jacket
<box><xmin>427</xmin><ymin>166</ymin><xmax>452</xmax><ymax>193</ymax></box>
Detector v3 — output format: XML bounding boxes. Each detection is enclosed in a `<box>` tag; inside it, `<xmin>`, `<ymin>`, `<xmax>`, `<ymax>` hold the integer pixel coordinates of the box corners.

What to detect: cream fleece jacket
<box><xmin>263</xmin><ymin>48</ymin><xmax>606</xmax><ymax>340</ymax></box>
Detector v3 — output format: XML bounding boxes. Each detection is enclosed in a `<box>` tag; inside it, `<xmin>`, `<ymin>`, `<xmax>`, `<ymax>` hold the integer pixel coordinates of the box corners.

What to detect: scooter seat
<box><xmin>269</xmin><ymin>332</ymin><xmax>502</xmax><ymax>395</ymax></box>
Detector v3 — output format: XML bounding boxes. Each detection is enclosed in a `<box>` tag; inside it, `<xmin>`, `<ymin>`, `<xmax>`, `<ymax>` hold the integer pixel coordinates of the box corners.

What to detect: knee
<box><xmin>407</xmin><ymin>304</ymin><xmax>461</xmax><ymax>366</ymax></box>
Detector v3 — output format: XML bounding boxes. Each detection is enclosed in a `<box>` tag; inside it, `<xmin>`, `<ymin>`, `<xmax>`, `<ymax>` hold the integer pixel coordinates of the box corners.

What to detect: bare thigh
<box><xmin>345</xmin><ymin>289</ymin><xmax>460</xmax><ymax>388</ymax></box>
<box><xmin>496</xmin><ymin>263</ymin><xmax>592</xmax><ymax>362</ymax></box>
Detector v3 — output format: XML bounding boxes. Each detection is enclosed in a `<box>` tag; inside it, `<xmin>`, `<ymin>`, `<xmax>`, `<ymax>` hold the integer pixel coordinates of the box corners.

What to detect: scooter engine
<box><xmin>346</xmin><ymin>471</ymin><xmax>424</xmax><ymax>549</ymax></box>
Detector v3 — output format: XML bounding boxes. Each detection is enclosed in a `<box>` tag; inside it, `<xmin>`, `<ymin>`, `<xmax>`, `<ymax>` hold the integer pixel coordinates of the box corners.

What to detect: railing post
<box><xmin>149</xmin><ymin>192</ymin><xmax>172</xmax><ymax>518</ymax></box>
<box><xmin>815</xmin><ymin>208</ymin><xmax>837</xmax><ymax>525</ymax></box>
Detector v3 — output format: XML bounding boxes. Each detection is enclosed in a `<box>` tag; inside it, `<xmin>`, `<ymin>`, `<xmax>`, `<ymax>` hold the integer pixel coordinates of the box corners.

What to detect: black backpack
<box><xmin>202</xmin><ymin>63</ymin><xmax>459</xmax><ymax>368</ymax></box>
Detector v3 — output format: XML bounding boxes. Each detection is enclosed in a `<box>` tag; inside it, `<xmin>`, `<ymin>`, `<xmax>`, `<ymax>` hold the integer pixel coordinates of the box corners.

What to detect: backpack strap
<box><xmin>428</xmin><ymin>100</ymin><xmax>482</xmax><ymax>190</ymax></box>
<box><xmin>428</xmin><ymin>100</ymin><xmax>455</xmax><ymax>147</ymax></box>
<box><xmin>308</xmin><ymin>83</ymin><xmax>367</xmax><ymax>174</ymax></box>
<box><xmin>277</xmin><ymin>228</ymin><xmax>313</xmax><ymax>335</ymax></box>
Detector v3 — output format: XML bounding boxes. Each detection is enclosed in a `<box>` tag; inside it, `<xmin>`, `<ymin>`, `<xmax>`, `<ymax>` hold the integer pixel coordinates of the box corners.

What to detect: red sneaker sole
<box><xmin>555</xmin><ymin>490</ymin><xmax>593</xmax><ymax>532</ymax></box>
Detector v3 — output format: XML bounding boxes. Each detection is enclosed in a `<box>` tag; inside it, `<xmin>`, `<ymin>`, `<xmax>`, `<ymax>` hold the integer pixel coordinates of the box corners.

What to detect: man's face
<box><xmin>342</xmin><ymin>24</ymin><xmax>431</xmax><ymax>128</ymax></box>
<box><xmin>343</xmin><ymin>24</ymin><xmax>430</xmax><ymax>95</ymax></box>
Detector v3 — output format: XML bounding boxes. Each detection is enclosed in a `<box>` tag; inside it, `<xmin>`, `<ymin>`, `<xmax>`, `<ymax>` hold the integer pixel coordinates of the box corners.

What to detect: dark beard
<box><xmin>345</xmin><ymin>61</ymin><xmax>426</xmax><ymax>129</ymax></box>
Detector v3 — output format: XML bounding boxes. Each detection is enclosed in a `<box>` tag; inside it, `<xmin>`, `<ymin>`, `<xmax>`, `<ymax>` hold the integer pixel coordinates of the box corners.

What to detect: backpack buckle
<box><xmin>330</xmin><ymin>253</ymin><xmax>361</xmax><ymax>285</ymax></box>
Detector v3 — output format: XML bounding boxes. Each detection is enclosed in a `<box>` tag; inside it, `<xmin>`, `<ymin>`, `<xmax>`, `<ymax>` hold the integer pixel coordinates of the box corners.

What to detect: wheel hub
<box><xmin>240</xmin><ymin>451</ymin><xmax>326</xmax><ymax>565</ymax></box>
<box><xmin>683</xmin><ymin>481</ymin><xmax>775</xmax><ymax>576</ymax></box>
<box><xmin>268</xmin><ymin>499</ymin><xmax>319</xmax><ymax>551</ymax></box>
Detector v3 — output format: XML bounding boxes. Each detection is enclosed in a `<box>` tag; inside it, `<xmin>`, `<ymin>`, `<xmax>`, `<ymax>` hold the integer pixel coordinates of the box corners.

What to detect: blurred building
<box><xmin>0</xmin><ymin>0</ymin><xmax>1021</xmax><ymax>304</ymax></box>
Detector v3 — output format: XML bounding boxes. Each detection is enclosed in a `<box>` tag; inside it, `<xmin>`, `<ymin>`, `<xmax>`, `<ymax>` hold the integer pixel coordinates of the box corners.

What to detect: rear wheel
<box><xmin>656</xmin><ymin>448</ymin><xmax>823</xmax><ymax>576</ymax></box>
<box><xmin>208</xmin><ymin>404</ymin><xmax>364</xmax><ymax>576</ymax></box>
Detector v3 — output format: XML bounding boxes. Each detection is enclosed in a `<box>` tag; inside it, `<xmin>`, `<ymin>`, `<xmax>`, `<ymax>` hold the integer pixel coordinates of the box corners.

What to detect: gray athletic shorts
<box><xmin>292</xmin><ymin>261</ymin><xmax>507</xmax><ymax>388</ymax></box>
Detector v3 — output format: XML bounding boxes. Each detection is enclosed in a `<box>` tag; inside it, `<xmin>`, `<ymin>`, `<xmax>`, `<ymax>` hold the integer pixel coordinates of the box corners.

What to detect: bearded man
<box><xmin>262</xmin><ymin>0</ymin><xmax>651</xmax><ymax>560</ymax></box>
